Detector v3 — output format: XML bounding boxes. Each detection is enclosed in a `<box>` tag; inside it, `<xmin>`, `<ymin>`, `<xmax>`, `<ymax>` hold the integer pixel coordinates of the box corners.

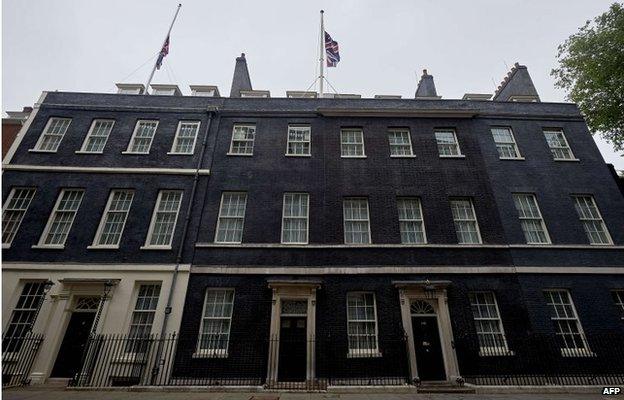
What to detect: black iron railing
<box><xmin>69</xmin><ymin>333</ymin><xmax>410</xmax><ymax>388</ymax></box>
<box><xmin>454</xmin><ymin>332</ymin><xmax>624</xmax><ymax>385</ymax></box>
<box><xmin>2</xmin><ymin>333</ymin><xmax>45</xmax><ymax>388</ymax></box>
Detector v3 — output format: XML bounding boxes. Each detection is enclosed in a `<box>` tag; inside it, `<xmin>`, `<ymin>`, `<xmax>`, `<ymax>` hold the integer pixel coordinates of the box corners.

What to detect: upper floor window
<box><xmin>450</xmin><ymin>198</ymin><xmax>482</xmax><ymax>244</ymax></box>
<box><xmin>126</xmin><ymin>284</ymin><xmax>161</xmax><ymax>353</ymax></box>
<box><xmin>33</xmin><ymin>117</ymin><xmax>71</xmax><ymax>152</ymax></box>
<box><xmin>544</xmin><ymin>290</ymin><xmax>591</xmax><ymax>357</ymax></box>
<box><xmin>512</xmin><ymin>194</ymin><xmax>550</xmax><ymax>244</ymax></box>
<box><xmin>197</xmin><ymin>288</ymin><xmax>235</xmax><ymax>357</ymax></box>
<box><xmin>281</xmin><ymin>193</ymin><xmax>309</xmax><ymax>244</ymax></box>
<box><xmin>388</xmin><ymin>129</ymin><xmax>413</xmax><ymax>157</ymax></box>
<box><xmin>144</xmin><ymin>190</ymin><xmax>182</xmax><ymax>248</ymax></box>
<box><xmin>341</xmin><ymin>129</ymin><xmax>365</xmax><ymax>157</ymax></box>
<box><xmin>170</xmin><ymin>121</ymin><xmax>201</xmax><ymax>155</ymax></box>
<box><xmin>612</xmin><ymin>290</ymin><xmax>624</xmax><ymax>320</ymax></box>
<box><xmin>286</xmin><ymin>125</ymin><xmax>311</xmax><ymax>156</ymax></box>
<box><xmin>215</xmin><ymin>192</ymin><xmax>247</xmax><ymax>243</ymax></box>
<box><xmin>2</xmin><ymin>187</ymin><xmax>36</xmax><ymax>246</ymax></box>
<box><xmin>4</xmin><ymin>282</ymin><xmax>47</xmax><ymax>351</ymax></box>
<box><xmin>91</xmin><ymin>190</ymin><xmax>135</xmax><ymax>248</ymax></box>
<box><xmin>469</xmin><ymin>292</ymin><xmax>510</xmax><ymax>355</ymax></box>
<box><xmin>228</xmin><ymin>124</ymin><xmax>256</xmax><ymax>155</ymax></box>
<box><xmin>434</xmin><ymin>129</ymin><xmax>462</xmax><ymax>157</ymax></box>
<box><xmin>397</xmin><ymin>197</ymin><xmax>426</xmax><ymax>244</ymax></box>
<box><xmin>343</xmin><ymin>198</ymin><xmax>371</xmax><ymax>244</ymax></box>
<box><xmin>572</xmin><ymin>195</ymin><xmax>612</xmax><ymax>245</ymax></box>
<box><xmin>346</xmin><ymin>292</ymin><xmax>379</xmax><ymax>357</ymax></box>
<box><xmin>79</xmin><ymin>119</ymin><xmax>115</xmax><ymax>153</ymax></box>
<box><xmin>491</xmin><ymin>127</ymin><xmax>522</xmax><ymax>159</ymax></box>
<box><xmin>37</xmin><ymin>189</ymin><xmax>84</xmax><ymax>247</ymax></box>
<box><xmin>543</xmin><ymin>129</ymin><xmax>576</xmax><ymax>160</ymax></box>
<box><xmin>125</xmin><ymin>120</ymin><xmax>159</xmax><ymax>154</ymax></box>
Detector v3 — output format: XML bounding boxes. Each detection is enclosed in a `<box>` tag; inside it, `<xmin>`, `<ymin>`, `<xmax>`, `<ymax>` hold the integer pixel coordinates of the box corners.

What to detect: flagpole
<box><xmin>319</xmin><ymin>10</ymin><xmax>324</xmax><ymax>97</ymax></box>
<box><xmin>144</xmin><ymin>3</ymin><xmax>182</xmax><ymax>95</ymax></box>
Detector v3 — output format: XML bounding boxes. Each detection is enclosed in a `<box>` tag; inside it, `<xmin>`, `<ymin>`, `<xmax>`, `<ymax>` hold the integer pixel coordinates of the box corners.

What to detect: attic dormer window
<box><xmin>152</xmin><ymin>88</ymin><xmax>176</xmax><ymax>96</ymax></box>
<box><xmin>240</xmin><ymin>90</ymin><xmax>270</xmax><ymax>98</ymax></box>
<box><xmin>190</xmin><ymin>86</ymin><xmax>220</xmax><ymax>97</ymax></box>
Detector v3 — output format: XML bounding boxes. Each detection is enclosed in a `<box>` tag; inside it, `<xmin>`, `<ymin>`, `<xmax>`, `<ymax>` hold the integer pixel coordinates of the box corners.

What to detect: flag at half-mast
<box><xmin>324</xmin><ymin>31</ymin><xmax>340</xmax><ymax>67</ymax></box>
<box><xmin>155</xmin><ymin>35</ymin><xmax>170</xmax><ymax>70</ymax></box>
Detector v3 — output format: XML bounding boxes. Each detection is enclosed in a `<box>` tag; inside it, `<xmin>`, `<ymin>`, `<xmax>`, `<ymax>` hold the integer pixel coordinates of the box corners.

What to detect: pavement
<box><xmin>1</xmin><ymin>387</ymin><xmax>619</xmax><ymax>400</ymax></box>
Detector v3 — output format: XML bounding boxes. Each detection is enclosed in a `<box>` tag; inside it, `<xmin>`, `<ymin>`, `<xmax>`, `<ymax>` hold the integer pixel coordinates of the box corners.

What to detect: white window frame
<box><xmin>142</xmin><ymin>190</ymin><xmax>183</xmax><ymax>250</ymax></box>
<box><xmin>434</xmin><ymin>129</ymin><xmax>463</xmax><ymax>157</ymax></box>
<box><xmin>227</xmin><ymin>124</ymin><xmax>256</xmax><ymax>156</ymax></box>
<box><xmin>89</xmin><ymin>189</ymin><xmax>135</xmax><ymax>249</ymax></box>
<box><xmin>613</xmin><ymin>290</ymin><xmax>624</xmax><ymax>320</ymax></box>
<box><xmin>571</xmin><ymin>195</ymin><xmax>613</xmax><ymax>245</ymax></box>
<box><xmin>2</xmin><ymin>187</ymin><xmax>36</xmax><ymax>248</ymax></box>
<box><xmin>343</xmin><ymin>198</ymin><xmax>372</xmax><ymax>244</ymax></box>
<box><xmin>397</xmin><ymin>197</ymin><xmax>426</xmax><ymax>244</ymax></box>
<box><xmin>491</xmin><ymin>127</ymin><xmax>523</xmax><ymax>160</ymax></box>
<box><xmin>543</xmin><ymin>128</ymin><xmax>577</xmax><ymax>161</ymax></box>
<box><xmin>123</xmin><ymin>120</ymin><xmax>159</xmax><ymax>154</ymax></box>
<box><xmin>346</xmin><ymin>292</ymin><xmax>380</xmax><ymax>357</ymax></box>
<box><xmin>388</xmin><ymin>129</ymin><xmax>414</xmax><ymax>157</ymax></box>
<box><xmin>468</xmin><ymin>292</ymin><xmax>512</xmax><ymax>356</ymax></box>
<box><xmin>512</xmin><ymin>193</ymin><xmax>551</xmax><ymax>244</ymax></box>
<box><xmin>214</xmin><ymin>192</ymin><xmax>248</xmax><ymax>244</ymax></box>
<box><xmin>34</xmin><ymin>189</ymin><xmax>84</xmax><ymax>249</ymax></box>
<box><xmin>281</xmin><ymin>193</ymin><xmax>309</xmax><ymax>244</ymax></box>
<box><xmin>31</xmin><ymin>117</ymin><xmax>72</xmax><ymax>153</ymax></box>
<box><xmin>450</xmin><ymin>198</ymin><xmax>482</xmax><ymax>244</ymax></box>
<box><xmin>125</xmin><ymin>283</ymin><xmax>161</xmax><ymax>354</ymax></box>
<box><xmin>78</xmin><ymin>119</ymin><xmax>115</xmax><ymax>154</ymax></box>
<box><xmin>340</xmin><ymin>128</ymin><xmax>366</xmax><ymax>158</ymax></box>
<box><xmin>4</xmin><ymin>281</ymin><xmax>47</xmax><ymax>352</ymax></box>
<box><xmin>196</xmin><ymin>288</ymin><xmax>235</xmax><ymax>358</ymax></box>
<box><xmin>544</xmin><ymin>289</ymin><xmax>593</xmax><ymax>357</ymax></box>
<box><xmin>169</xmin><ymin>121</ymin><xmax>201</xmax><ymax>155</ymax></box>
<box><xmin>286</xmin><ymin>125</ymin><xmax>311</xmax><ymax>157</ymax></box>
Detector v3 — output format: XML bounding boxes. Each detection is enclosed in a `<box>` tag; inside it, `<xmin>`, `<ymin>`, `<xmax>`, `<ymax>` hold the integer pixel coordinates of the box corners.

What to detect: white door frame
<box><xmin>266</xmin><ymin>279</ymin><xmax>321</xmax><ymax>385</ymax></box>
<box><xmin>394</xmin><ymin>280</ymin><xmax>461</xmax><ymax>384</ymax></box>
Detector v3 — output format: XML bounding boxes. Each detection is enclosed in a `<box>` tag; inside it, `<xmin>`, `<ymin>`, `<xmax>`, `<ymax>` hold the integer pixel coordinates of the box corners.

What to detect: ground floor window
<box><xmin>126</xmin><ymin>284</ymin><xmax>161</xmax><ymax>353</ymax></box>
<box><xmin>4</xmin><ymin>281</ymin><xmax>47</xmax><ymax>352</ymax></box>
<box><xmin>346</xmin><ymin>292</ymin><xmax>379</xmax><ymax>357</ymax></box>
<box><xmin>544</xmin><ymin>289</ymin><xmax>591</xmax><ymax>356</ymax></box>
<box><xmin>468</xmin><ymin>292</ymin><xmax>510</xmax><ymax>355</ymax></box>
<box><xmin>197</xmin><ymin>288</ymin><xmax>235</xmax><ymax>357</ymax></box>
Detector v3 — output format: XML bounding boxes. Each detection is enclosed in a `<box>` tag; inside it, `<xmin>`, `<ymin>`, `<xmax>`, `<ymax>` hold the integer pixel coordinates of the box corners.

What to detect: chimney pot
<box><xmin>423</xmin><ymin>69</ymin><xmax>428</xmax><ymax>75</ymax></box>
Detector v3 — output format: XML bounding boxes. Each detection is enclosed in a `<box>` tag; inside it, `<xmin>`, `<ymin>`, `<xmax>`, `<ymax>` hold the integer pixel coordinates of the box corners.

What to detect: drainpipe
<box><xmin>151</xmin><ymin>106</ymin><xmax>217</xmax><ymax>383</ymax></box>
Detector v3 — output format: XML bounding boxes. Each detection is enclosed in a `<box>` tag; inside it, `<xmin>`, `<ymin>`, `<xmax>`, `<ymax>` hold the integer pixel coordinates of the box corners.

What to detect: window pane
<box><xmin>42</xmin><ymin>190</ymin><xmax>84</xmax><ymax>246</ymax></box>
<box><xmin>282</xmin><ymin>193</ymin><xmax>309</xmax><ymax>244</ymax></box>
<box><xmin>215</xmin><ymin>193</ymin><xmax>247</xmax><ymax>243</ymax></box>
<box><xmin>491</xmin><ymin>127</ymin><xmax>521</xmax><ymax>158</ymax></box>
<box><xmin>512</xmin><ymin>194</ymin><xmax>549</xmax><ymax>244</ymax></box>
<box><xmin>198</xmin><ymin>289</ymin><xmax>235</xmax><ymax>352</ymax></box>
<box><xmin>343</xmin><ymin>198</ymin><xmax>370</xmax><ymax>244</ymax></box>
<box><xmin>469</xmin><ymin>292</ymin><xmax>509</xmax><ymax>352</ymax></box>
<box><xmin>128</xmin><ymin>121</ymin><xmax>158</xmax><ymax>153</ymax></box>
<box><xmin>36</xmin><ymin>118</ymin><xmax>71</xmax><ymax>151</ymax></box>
<box><xmin>147</xmin><ymin>191</ymin><xmax>182</xmax><ymax>246</ymax></box>
<box><xmin>572</xmin><ymin>195</ymin><xmax>611</xmax><ymax>245</ymax></box>
<box><xmin>2</xmin><ymin>188</ymin><xmax>36</xmax><ymax>245</ymax></box>
<box><xmin>83</xmin><ymin>120</ymin><xmax>114</xmax><ymax>153</ymax></box>
<box><xmin>397</xmin><ymin>198</ymin><xmax>425</xmax><ymax>244</ymax></box>
<box><xmin>95</xmin><ymin>190</ymin><xmax>134</xmax><ymax>246</ymax></box>
<box><xmin>450</xmin><ymin>199</ymin><xmax>481</xmax><ymax>244</ymax></box>
<box><xmin>287</xmin><ymin>126</ymin><xmax>311</xmax><ymax>155</ymax></box>
<box><xmin>544</xmin><ymin>290</ymin><xmax>589</xmax><ymax>352</ymax></box>
<box><xmin>4</xmin><ymin>282</ymin><xmax>47</xmax><ymax>352</ymax></box>
<box><xmin>346</xmin><ymin>293</ymin><xmax>378</xmax><ymax>352</ymax></box>
<box><xmin>544</xmin><ymin>129</ymin><xmax>574</xmax><ymax>160</ymax></box>
<box><xmin>388</xmin><ymin>130</ymin><xmax>413</xmax><ymax>156</ymax></box>
<box><xmin>172</xmin><ymin>121</ymin><xmax>200</xmax><ymax>154</ymax></box>
<box><xmin>435</xmin><ymin>130</ymin><xmax>460</xmax><ymax>156</ymax></box>
<box><xmin>229</xmin><ymin>125</ymin><xmax>256</xmax><ymax>155</ymax></box>
<box><xmin>341</xmin><ymin>129</ymin><xmax>365</xmax><ymax>157</ymax></box>
<box><xmin>126</xmin><ymin>284</ymin><xmax>161</xmax><ymax>353</ymax></box>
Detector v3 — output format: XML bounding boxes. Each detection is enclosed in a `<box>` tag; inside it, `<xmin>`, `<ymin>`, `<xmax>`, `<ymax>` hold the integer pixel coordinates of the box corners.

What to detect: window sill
<box><xmin>28</xmin><ymin>149</ymin><xmax>57</xmax><ymax>153</ymax></box>
<box><xmin>121</xmin><ymin>151</ymin><xmax>150</xmax><ymax>155</ymax></box>
<box><xmin>522</xmin><ymin>242</ymin><xmax>553</xmax><ymax>246</ymax></box>
<box><xmin>560</xmin><ymin>348</ymin><xmax>596</xmax><ymax>358</ymax></box>
<box><xmin>285</xmin><ymin>154</ymin><xmax>311</xmax><ymax>157</ymax></box>
<box><xmin>167</xmin><ymin>152</ymin><xmax>193</xmax><ymax>156</ymax></box>
<box><xmin>479</xmin><ymin>348</ymin><xmax>515</xmax><ymax>357</ymax></box>
<box><xmin>31</xmin><ymin>244</ymin><xmax>65</xmax><ymax>250</ymax></box>
<box><xmin>588</xmin><ymin>242</ymin><xmax>614</xmax><ymax>246</ymax></box>
<box><xmin>554</xmin><ymin>158</ymin><xmax>580</xmax><ymax>162</ymax></box>
<box><xmin>498</xmin><ymin>157</ymin><xmax>525</xmax><ymax>161</ymax></box>
<box><xmin>213</xmin><ymin>241</ymin><xmax>243</xmax><ymax>245</ymax></box>
<box><xmin>341</xmin><ymin>155</ymin><xmax>367</xmax><ymax>159</ymax></box>
<box><xmin>390</xmin><ymin>155</ymin><xmax>416</xmax><ymax>158</ymax></box>
<box><xmin>87</xmin><ymin>245</ymin><xmax>120</xmax><ymax>250</ymax></box>
<box><xmin>280</xmin><ymin>241</ymin><xmax>309</xmax><ymax>245</ymax></box>
<box><xmin>139</xmin><ymin>245</ymin><xmax>172</xmax><ymax>251</ymax></box>
<box><xmin>226</xmin><ymin>152</ymin><xmax>254</xmax><ymax>157</ymax></box>
<box><xmin>347</xmin><ymin>350</ymin><xmax>382</xmax><ymax>358</ymax></box>
<box><xmin>75</xmin><ymin>150</ymin><xmax>103</xmax><ymax>155</ymax></box>
<box><xmin>439</xmin><ymin>154</ymin><xmax>465</xmax><ymax>159</ymax></box>
<box><xmin>192</xmin><ymin>350</ymin><xmax>229</xmax><ymax>359</ymax></box>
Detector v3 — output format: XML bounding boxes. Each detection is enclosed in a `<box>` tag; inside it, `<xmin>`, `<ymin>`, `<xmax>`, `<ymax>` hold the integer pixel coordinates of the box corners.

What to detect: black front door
<box><xmin>51</xmin><ymin>312</ymin><xmax>96</xmax><ymax>378</ymax></box>
<box><xmin>278</xmin><ymin>316</ymin><xmax>307</xmax><ymax>382</ymax></box>
<box><xmin>412</xmin><ymin>316</ymin><xmax>446</xmax><ymax>381</ymax></box>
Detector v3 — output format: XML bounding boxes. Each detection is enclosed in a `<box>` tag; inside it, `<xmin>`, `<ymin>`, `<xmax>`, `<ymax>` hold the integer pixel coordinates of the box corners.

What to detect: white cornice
<box><xmin>2</xmin><ymin>164</ymin><xmax>210</xmax><ymax>176</ymax></box>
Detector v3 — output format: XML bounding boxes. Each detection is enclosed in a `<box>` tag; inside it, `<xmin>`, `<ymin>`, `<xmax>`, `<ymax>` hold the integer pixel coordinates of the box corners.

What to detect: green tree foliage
<box><xmin>552</xmin><ymin>3</ymin><xmax>624</xmax><ymax>151</ymax></box>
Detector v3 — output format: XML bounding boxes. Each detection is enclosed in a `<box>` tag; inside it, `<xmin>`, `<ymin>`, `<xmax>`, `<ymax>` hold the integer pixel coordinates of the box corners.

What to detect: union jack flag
<box><xmin>324</xmin><ymin>31</ymin><xmax>340</xmax><ymax>67</ymax></box>
<box><xmin>156</xmin><ymin>35</ymin><xmax>170</xmax><ymax>70</ymax></box>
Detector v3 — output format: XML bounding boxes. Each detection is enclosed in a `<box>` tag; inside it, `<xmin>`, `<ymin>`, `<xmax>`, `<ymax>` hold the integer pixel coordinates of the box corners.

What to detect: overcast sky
<box><xmin>3</xmin><ymin>0</ymin><xmax>623</xmax><ymax>168</ymax></box>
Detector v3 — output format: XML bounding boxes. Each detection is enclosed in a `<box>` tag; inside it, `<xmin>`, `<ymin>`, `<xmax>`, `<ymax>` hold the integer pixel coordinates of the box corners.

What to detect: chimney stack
<box><xmin>415</xmin><ymin>69</ymin><xmax>440</xmax><ymax>99</ymax></box>
<box><xmin>229</xmin><ymin>53</ymin><xmax>253</xmax><ymax>97</ymax></box>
